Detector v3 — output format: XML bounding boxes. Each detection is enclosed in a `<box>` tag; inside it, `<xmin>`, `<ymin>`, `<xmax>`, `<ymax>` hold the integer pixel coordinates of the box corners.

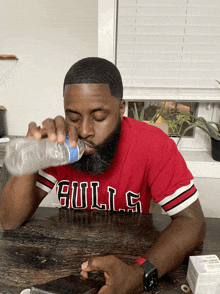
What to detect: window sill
<box><xmin>181</xmin><ymin>150</ymin><xmax>220</xmax><ymax>179</ymax></box>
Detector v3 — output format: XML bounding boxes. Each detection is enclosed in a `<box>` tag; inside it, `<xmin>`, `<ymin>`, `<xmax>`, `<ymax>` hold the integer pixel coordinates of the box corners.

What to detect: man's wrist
<box><xmin>132</xmin><ymin>260</ymin><xmax>145</xmax><ymax>293</ymax></box>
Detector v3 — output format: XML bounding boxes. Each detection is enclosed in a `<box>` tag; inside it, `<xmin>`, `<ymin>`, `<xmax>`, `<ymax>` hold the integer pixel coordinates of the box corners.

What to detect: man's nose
<box><xmin>78</xmin><ymin>118</ymin><xmax>95</xmax><ymax>139</ymax></box>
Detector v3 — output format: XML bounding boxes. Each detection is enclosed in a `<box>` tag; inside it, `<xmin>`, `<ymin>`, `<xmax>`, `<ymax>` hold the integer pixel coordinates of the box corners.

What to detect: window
<box><xmin>128</xmin><ymin>102</ymin><xmax>197</xmax><ymax>137</ymax></box>
<box><xmin>98</xmin><ymin>0</ymin><xmax>220</xmax><ymax>151</ymax></box>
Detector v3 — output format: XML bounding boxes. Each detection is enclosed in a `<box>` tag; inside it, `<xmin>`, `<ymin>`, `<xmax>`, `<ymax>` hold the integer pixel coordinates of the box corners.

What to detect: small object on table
<box><xmin>30</xmin><ymin>273</ymin><xmax>105</xmax><ymax>294</ymax></box>
<box><xmin>20</xmin><ymin>290</ymin><xmax>31</xmax><ymax>294</ymax></box>
<box><xmin>187</xmin><ymin>254</ymin><xmax>220</xmax><ymax>294</ymax></box>
<box><xmin>0</xmin><ymin>137</ymin><xmax>10</xmax><ymax>143</ymax></box>
<box><xmin>181</xmin><ymin>284</ymin><xmax>190</xmax><ymax>293</ymax></box>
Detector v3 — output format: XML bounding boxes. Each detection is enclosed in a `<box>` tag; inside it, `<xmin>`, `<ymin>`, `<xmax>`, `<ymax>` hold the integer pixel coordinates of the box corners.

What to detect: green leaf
<box><xmin>132</xmin><ymin>103</ymin><xmax>139</xmax><ymax>120</ymax></box>
<box><xmin>140</xmin><ymin>107</ymin><xmax>145</xmax><ymax>121</ymax></box>
<box><xmin>150</xmin><ymin>102</ymin><xmax>166</xmax><ymax>123</ymax></box>
<box><xmin>132</xmin><ymin>103</ymin><xmax>145</xmax><ymax>121</ymax></box>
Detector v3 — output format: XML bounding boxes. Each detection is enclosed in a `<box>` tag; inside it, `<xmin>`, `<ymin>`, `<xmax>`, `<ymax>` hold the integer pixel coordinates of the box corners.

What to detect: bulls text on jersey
<box><xmin>57</xmin><ymin>180</ymin><xmax>142</xmax><ymax>213</ymax></box>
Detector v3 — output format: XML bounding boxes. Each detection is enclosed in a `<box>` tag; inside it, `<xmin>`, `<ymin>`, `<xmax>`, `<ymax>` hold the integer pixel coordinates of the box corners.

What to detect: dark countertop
<box><xmin>0</xmin><ymin>208</ymin><xmax>219</xmax><ymax>294</ymax></box>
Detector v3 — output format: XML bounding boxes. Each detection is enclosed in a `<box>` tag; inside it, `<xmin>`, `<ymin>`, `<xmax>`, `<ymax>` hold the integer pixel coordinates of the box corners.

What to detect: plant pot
<box><xmin>170</xmin><ymin>136</ymin><xmax>181</xmax><ymax>151</ymax></box>
<box><xmin>145</xmin><ymin>122</ymin><xmax>168</xmax><ymax>135</ymax></box>
<box><xmin>211</xmin><ymin>138</ymin><xmax>220</xmax><ymax>162</ymax></box>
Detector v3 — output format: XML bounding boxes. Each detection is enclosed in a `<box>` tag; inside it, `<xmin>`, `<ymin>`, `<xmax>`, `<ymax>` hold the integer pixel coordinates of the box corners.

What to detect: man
<box><xmin>0</xmin><ymin>57</ymin><xmax>206</xmax><ymax>293</ymax></box>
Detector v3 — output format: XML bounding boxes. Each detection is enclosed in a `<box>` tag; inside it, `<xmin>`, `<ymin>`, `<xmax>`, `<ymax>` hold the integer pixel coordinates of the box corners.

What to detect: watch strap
<box><xmin>135</xmin><ymin>258</ymin><xmax>147</xmax><ymax>265</ymax></box>
<box><xmin>135</xmin><ymin>258</ymin><xmax>158</xmax><ymax>292</ymax></box>
<box><xmin>141</xmin><ymin>260</ymin><xmax>157</xmax><ymax>273</ymax></box>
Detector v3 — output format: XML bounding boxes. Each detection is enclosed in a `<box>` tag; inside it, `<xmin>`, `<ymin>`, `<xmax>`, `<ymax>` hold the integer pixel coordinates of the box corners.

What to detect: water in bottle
<box><xmin>4</xmin><ymin>136</ymin><xmax>87</xmax><ymax>176</ymax></box>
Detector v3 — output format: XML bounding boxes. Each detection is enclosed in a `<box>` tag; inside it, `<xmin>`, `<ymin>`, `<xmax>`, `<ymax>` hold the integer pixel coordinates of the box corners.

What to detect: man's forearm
<box><xmin>144</xmin><ymin>209</ymin><xmax>206</xmax><ymax>278</ymax></box>
<box><xmin>0</xmin><ymin>173</ymin><xmax>41</xmax><ymax>230</ymax></box>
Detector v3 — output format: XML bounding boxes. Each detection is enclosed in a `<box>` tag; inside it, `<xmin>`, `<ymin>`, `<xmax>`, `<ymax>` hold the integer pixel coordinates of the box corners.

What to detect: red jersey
<box><xmin>36</xmin><ymin>117</ymin><xmax>198</xmax><ymax>215</ymax></box>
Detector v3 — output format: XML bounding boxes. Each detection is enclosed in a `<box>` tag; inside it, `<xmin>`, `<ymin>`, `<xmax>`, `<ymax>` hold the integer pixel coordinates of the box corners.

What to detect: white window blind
<box><xmin>117</xmin><ymin>0</ymin><xmax>220</xmax><ymax>101</ymax></box>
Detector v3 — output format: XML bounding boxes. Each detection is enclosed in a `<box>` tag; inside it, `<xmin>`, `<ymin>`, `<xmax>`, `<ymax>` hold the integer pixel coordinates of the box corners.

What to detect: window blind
<box><xmin>116</xmin><ymin>0</ymin><xmax>220</xmax><ymax>101</ymax></box>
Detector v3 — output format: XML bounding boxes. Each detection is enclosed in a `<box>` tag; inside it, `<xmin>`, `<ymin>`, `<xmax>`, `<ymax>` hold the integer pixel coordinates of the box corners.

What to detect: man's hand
<box><xmin>81</xmin><ymin>255</ymin><xmax>144</xmax><ymax>294</ymax></box>
<box><xmin>26</xmin><ymin>116</ymin><xmax>78</xmax><ymax>147</ymax></box>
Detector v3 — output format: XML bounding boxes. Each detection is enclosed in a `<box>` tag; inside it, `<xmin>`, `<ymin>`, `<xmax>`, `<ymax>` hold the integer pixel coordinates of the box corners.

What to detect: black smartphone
<box><xmin>30</xmin><ymin>272</ymin><xmax>105</xmax><ymax>294</ymax></box>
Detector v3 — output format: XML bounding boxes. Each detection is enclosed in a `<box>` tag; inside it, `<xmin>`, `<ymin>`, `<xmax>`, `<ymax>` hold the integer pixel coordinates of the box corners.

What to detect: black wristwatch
<box><xmin>135</xmin><ymin>258</ymin><xmax>158</xmax><ymax>292</ymax></box>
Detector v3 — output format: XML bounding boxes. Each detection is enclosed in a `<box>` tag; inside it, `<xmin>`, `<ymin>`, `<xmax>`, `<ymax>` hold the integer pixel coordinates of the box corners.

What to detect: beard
<box><xmin>71</xmin><ymin>116</ymin><xmax>122</xmax><ymax>175</ymax></box>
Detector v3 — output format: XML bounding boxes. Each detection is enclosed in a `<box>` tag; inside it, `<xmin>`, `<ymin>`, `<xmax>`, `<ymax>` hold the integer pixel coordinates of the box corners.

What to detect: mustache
<box><xmin>81</xmin><ymin>140</ymin><xmax>97</xmax><ymax>149</ymax></box>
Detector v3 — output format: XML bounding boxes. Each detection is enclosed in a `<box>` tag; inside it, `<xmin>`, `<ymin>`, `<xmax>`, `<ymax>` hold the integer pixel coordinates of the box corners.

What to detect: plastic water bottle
<box><xmin>4</xmin><ymin>136</ymin><xmax>87</xmax><ymax>176</ymax></box>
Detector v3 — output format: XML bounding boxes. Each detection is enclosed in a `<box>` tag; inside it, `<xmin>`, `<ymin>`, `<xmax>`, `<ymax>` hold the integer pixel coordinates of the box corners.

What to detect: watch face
<box><xmin>144</xmin><ymin>271</ymin><xmax>158</xmax><ymax>292</ymax></box>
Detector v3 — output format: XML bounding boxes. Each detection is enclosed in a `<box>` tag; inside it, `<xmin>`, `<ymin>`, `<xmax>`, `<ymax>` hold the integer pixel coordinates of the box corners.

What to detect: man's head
<box><xmin>63</xmin><ymin>57</ymin><xmax>123</xmax><ymax>102</ymax></box>
<box><xmin>63</xmin><ymin>57</ymin><xmax>125</xmax><ymax>175</ymax></box>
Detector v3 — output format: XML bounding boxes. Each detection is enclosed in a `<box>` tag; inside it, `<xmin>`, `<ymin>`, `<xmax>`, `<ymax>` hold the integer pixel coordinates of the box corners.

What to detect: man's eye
<box><xmin>94</xmin><ymin>116</ymin><xmax>106</xmax><ymax>122</ymax></box>
<box><xmin>70</xmin><ymin>118</ymin><xmax>80</xmax><ymax>123</ymax></box>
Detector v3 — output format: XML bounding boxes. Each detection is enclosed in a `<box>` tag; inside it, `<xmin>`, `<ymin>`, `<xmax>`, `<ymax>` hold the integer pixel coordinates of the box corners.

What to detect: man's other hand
<box><xmin>81</xmin><ymin>255</ymin><xmax>144</xmax><ymax>294</ymax></box>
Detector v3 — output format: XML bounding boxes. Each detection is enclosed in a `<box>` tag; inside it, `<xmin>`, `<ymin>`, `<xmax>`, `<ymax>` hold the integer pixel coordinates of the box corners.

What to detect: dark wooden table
<box><xmin>0</xmin><ymin>208</ymin><xmax>219</xmax><ymax>294</ymax></box>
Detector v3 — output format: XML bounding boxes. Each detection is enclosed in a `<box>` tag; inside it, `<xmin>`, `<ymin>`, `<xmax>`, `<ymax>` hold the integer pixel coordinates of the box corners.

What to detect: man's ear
<box><xmin>119</xmin><ymin>100</ymin><xmax>125</xmax><ymax>119</ymax></box>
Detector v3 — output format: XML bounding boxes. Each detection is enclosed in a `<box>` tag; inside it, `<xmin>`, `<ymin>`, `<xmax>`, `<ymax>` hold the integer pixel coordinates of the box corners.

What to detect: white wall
<box><xmin>0</xmin><ymin>0</ymin><xmax>98</xmax><ymax>136</ymax></box>
<box><xmin>194</xmin><ymin>178</ymin><xmax>220</xmax><ymax>218</ymax></box>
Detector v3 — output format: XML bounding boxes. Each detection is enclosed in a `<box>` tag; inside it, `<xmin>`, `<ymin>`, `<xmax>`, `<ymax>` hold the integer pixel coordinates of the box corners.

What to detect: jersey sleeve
<box><xmin>148</xmin><ymin>137</ymin><xmax>199</xmax><ymax>216</ymax></box>
<box><xmin>36</xmin><ymin>167</ymin><xmax>58</xmax><ymax>194</ymax></box>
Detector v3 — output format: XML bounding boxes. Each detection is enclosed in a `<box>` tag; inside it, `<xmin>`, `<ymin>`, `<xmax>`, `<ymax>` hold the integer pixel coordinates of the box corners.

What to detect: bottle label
<box><xmin>64</xmin><ymin>136</ymin><xmax>79</xmax><ymax>163</ymax></box>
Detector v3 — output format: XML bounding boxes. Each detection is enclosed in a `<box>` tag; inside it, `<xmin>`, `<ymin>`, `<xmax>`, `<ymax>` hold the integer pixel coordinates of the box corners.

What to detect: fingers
<box><xmin>67</xmin><ymin>125</ymin><xmax>79</xmax><ymax>148</ymax></box>
<box><xmin>42</xmin><ymin>116</ymin><xmax>66</xmax><ymax>143</ymax></box>
<box><xmin>54</xmin><ymin>116</ymin><xmax>66</xmax><ymax>143</ymax></box>
<box><xmin>81</xmin><ymin>256</ymin><xmax>114</xmax><ymax>284</ymax></box>
<box><xmin>26</xmin><ymin>122</ymin><xmax>44</xmax><ymax>140</ymax></box>
<box><xmin>81</xmin><ymin>258</ymin><xmax>113</xmax><ymax>294</ymax></box>
<box><xmin>26</xmin><ymin>116</ymin><xmax>79</xmax><ymax>146</ymax></box>
<box><xmin>80</xmin><ymin>255</ymin><xmax>144</xmax><ymax>294</ymax></box>
<box><xmin>81</xmin><ymin>256</ymin><xmax>115</xmax><ymax>273</ymax></box>
<box><xmin>80</xmin><ymin>270</ymin><xmax>88</xmax><ymax>279</ymax></box>
<box><xmin>81</xmin><ymin>261</ymin><xmax>90</xmax><ymax>271</ymax></box>
<box><xmin>41</xmin><ymin>118</ymin><xmax>58</xmax><ymax>142</ymax></box>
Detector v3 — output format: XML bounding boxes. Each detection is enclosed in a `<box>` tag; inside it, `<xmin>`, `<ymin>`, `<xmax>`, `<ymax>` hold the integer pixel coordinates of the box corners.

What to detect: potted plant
<box><xmin>131</xmin><ymin>102</ymin><xmax>220</xmax><ymax>160</ymax></box>
<box><xmin>162</xmin><ymin>113</ymin><xmax>192</xmax><ymax>137</ymax></box>
<box><xmin>148</xmin><ymin>103</ymin><xmax>196</xmax><ymax>139</ymax></box>
<box><xmin>177</xmin><ymin>116</ymin><xmax>220</xmax><ymax>161</ymax></box>
<box><xmin>131</xmin><ymin>102</ymin><xmax>195</xmax><ymax>137</ymax></box>
<box><xmin>131</xmin><ymin>102</ymin><xmax>169</xmax><ymax>134</ymax></box>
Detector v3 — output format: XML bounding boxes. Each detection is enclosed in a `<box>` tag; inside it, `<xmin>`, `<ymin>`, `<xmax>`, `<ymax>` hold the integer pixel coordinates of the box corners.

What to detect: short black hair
<box><xmin>63</xmin><ymin>57</ymin><xmax>123</xmax><ymax>101</ymax></box>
